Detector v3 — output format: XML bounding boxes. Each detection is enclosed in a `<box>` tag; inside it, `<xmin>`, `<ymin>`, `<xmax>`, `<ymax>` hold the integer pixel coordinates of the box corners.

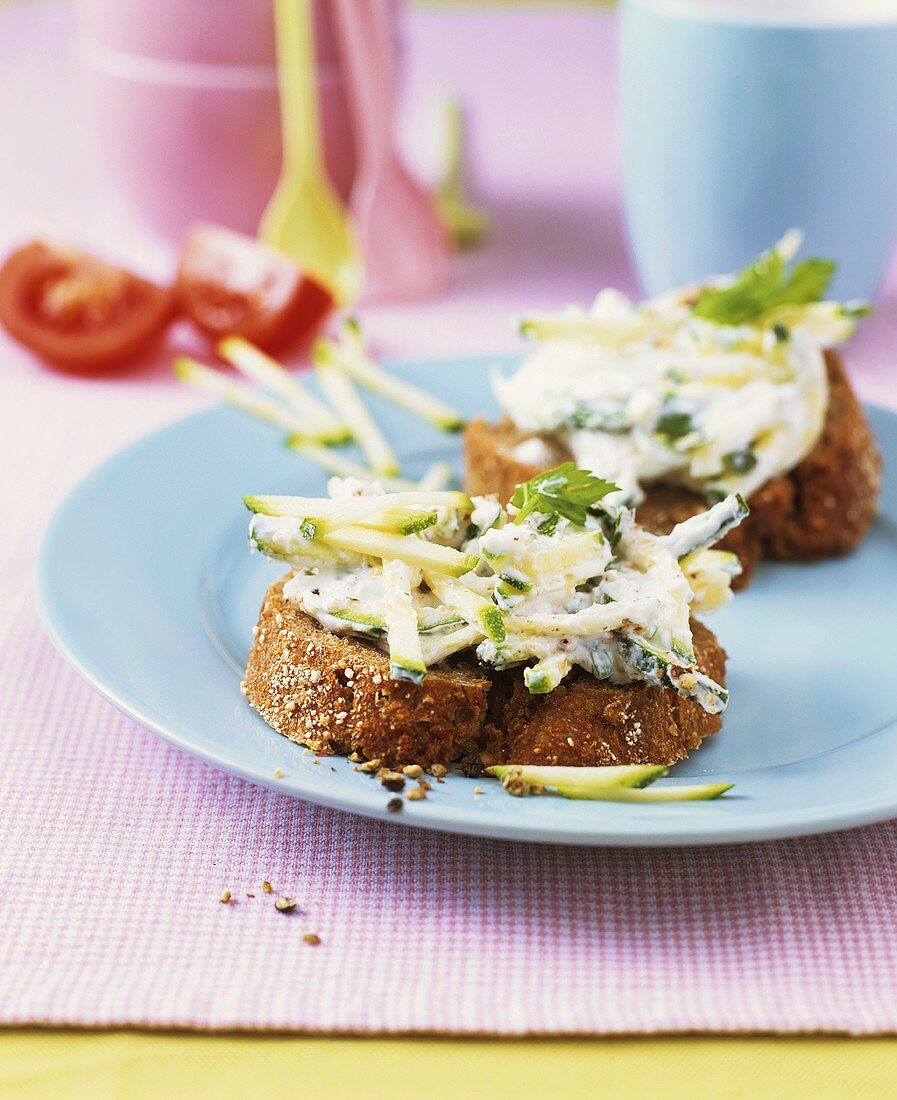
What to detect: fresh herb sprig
<box><xmin>511</xmin><ymin>463</ymin><xmax>619</xmax><ymax>530</ymax></box>
<box><xmin>692</xmin><ymin>246</ymin><xmax>836</xmax><ymax>326</ymax></box>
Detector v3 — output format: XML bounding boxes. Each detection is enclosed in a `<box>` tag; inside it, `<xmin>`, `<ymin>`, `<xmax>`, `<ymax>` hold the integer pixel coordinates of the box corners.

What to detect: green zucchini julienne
<box><xmin>382</xmin><ymin>560</ymin><xmax>427</xmax><ymax>684</ymax></box>
<box><xmin>327</xmin><ymin>606</ymin><xmax>464</xmax><ymax>635</ymax></box>
<box><xmin>504</xmin><ymin>597</ymin><xmax>657</xmax><ymax>637</ymax></box>
<box><xmin>317</xmin><ymin>322</ymin><xmax>466</xmax><ymax>432</ymax></box>
<box><xmin>420</xmin><ymin>624</ymin><xmax>484</xmax><ymax>666</ymax></box>
<box><xmin>217</xmin><ymin>336</ymin><xmax>350</xmax><ymax>443</ymax></box>
<box><xmin>175</xmin><ymin>357</ymin><xmax>332</xmax><ymax>442</ymax></box>
<box><xmin>433</xmin><ymin>96</ymin><xmax>490</xmax><ymax>250</ymax></box>
<box><xmin>523</xmin><ymin>654</ymin><xmax>572</xmax><ymax>694</ymax></box>
<box><xmin>315</xmin><ymin>358</ymin><xmax>401</xmax><ymax>477</ymax></box>
<box><xmin>284</xmin><ymin>435</ymin><xmax>419</xmax><ymax>490</ymax></box>
<box><xmin>423</xmin><ymin>572</ymin><xmax>506</xmax><ymax>644</ymax></box>
<box><xmin>488</xmin><ymin>763</ymin><xmax>667</xmax><ymax>792</ymax></box>
<box><xmin>622</xmin><ymin>637</ymin><xmax>729</xmax><ymax>714</ymax></box>
<box><xmin>487</xmin><ymin>764</ymin><xmax>733</xmax><ymax>802</ymax></box>
<box><xmin>547</xmin><ymin>782</ymin><xmax>734</xmax><ymax>803</ymax></box>
<box><xmin>245</xmin><ymin>490</ymin><xmax>472</xmax><ymax>520</ymax></box>
<box><xmin>321</xmin><ymin>526</ymin><xmax>478</xmax><ymax>577</ymax></box>
<box><xmin>663</xmin><ymin>494</ymin><xmax>749</xmax><ymax>559</ymax></box>
<box><xmin>417</xmin><ymin>460</ymin><xmax>456</xmax><ymax>492</ymax></box>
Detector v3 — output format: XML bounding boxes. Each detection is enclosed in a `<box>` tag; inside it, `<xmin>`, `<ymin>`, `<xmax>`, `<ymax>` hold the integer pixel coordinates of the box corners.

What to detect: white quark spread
<box><xmin>494</xmin><ymin>236</ymin><xmax>863</xmax><ymax>506</ymax></box>
<box><xmin>247</xmin><ymin>474</ymin><xmax>748</xmax><ymax>713</ymax></box>
<box><xmin>511</xmin><ymin>436</ymin><xmax>560</xmax><ymax>468</ymax></box>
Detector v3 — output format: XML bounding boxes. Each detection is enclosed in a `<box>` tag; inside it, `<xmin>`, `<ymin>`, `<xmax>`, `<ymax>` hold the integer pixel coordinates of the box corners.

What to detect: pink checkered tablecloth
<box><xmin>2</xmin><ymin>3</ymin><xmax>897</xmax><ymax>1034</ymax></box>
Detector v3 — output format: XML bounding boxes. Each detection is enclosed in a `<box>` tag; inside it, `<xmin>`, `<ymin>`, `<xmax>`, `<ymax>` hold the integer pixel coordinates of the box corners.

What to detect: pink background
<box><xmin>1</xmin><ymin>3</ymin><xmax>896</xmax><ymax>1033</ymax></box>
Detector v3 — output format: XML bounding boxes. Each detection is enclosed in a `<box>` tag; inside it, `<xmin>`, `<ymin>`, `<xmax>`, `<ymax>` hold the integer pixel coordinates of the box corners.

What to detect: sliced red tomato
<box><xmin>0</xmin><ymin>240</ymin><xmax>175</xmax><ymax>372</ymax></box>
<box><xmin>175</xmin><ymin>225</ymin><xmax>333</xmax><ymax>355</ymax></box>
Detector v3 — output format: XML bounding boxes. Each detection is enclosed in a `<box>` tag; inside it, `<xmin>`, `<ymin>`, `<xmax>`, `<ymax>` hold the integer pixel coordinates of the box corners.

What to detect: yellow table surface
<box><xmin>2</xmin><ymin>1033</ymin><xmax>896</xmax><ymax>1099</ymax></box>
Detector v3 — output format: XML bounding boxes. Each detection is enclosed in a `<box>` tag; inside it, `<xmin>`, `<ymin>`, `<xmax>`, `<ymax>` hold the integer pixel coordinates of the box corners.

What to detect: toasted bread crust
<box><xmin>245</xmin><ymin>579</ymin><xmax>727</xmax><ymax>768</ymax></box>
<box><xmin>482</xmin><ymin>621</ymin><xmax>725</xmax><ymax>767</ymax></box>
<box><xmin>463</xmin><ymin>417</ymin><xmax>567</xmax><ymax>509</ymax></box>
<box><xmin>244</xmin><ymin>578</ymin><xmax>492</xmax><ymax>768</ymax></box>
<box><xmin>464</xmin><ymin>350</ymin><xmax>880</xmax><ymax>582</ymax></box>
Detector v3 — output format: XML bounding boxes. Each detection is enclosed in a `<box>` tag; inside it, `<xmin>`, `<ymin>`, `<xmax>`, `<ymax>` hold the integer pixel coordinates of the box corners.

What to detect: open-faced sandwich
<box><xmin>241</xmin><ymin>466</ymin><xmax>747</xmax><ymax>776</ymax></box>
<box><xmin>465</xmin><ymin>235</ymin><xmax>881</xmax><ymax>587</ymax></box>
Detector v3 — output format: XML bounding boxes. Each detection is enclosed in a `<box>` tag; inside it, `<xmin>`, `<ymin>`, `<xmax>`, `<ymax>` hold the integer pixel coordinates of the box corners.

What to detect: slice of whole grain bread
<box><xmin>244</xmin><ymin>578</ymin><xmax>727</xmax><ymax>769</ymax></box>
<box><xmin>243</xmin><ymin>578</ymin><xmax>492</xmax><ymax>768</ymax></box>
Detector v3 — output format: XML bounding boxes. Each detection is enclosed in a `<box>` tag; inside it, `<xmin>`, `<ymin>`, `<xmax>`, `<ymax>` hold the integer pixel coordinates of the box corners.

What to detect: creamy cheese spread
<box><xmin>248</xmin><ymin>475</ymin><xmax>746</xmax><ymax>712</ymax></box>
<box><xmin>494</xmin><ymin>240</ymin><xmax>862</xmax><ymax>505</ymax></box>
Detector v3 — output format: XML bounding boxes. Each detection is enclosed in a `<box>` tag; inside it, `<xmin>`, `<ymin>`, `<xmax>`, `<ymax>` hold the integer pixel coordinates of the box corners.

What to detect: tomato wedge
<box><xmin>0</xmin><ymin>240</ymin><xmax>175</xmax><ymax>371</ymax></box>
<box><xmin>175</xmin><ymin>225</ymin><xmax>333</xmax><ymax>355</ymax></box>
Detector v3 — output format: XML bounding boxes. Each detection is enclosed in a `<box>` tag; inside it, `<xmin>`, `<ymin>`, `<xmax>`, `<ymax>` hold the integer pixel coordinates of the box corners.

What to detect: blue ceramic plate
<box><xmin>37</xmin><ymin>354</ymin><xmax>897</xmax><ymax>846</ymax></box>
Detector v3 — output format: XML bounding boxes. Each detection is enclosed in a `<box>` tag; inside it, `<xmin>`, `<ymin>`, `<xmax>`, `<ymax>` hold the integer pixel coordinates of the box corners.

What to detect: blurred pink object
<box><xmin>75</xmin><ymin>0</ymin><xmax>340</xmax><ymax>65</ymax></box>
<box><xmin>334</xmin><ymin>0</ymin><xmax>451</xmax><ymax>302</ymax></box>
<box><xmin>72</xmin><ymin>0</ymin><xmax>362</xmax><ymax>243</ymax></box>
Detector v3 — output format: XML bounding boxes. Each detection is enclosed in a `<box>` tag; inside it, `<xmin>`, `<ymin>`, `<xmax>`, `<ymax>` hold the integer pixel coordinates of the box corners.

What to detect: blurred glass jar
<box><xmin>74</xmin><ymin>0</ymin><xmax>397</xmax><ymax>241</ymax></box>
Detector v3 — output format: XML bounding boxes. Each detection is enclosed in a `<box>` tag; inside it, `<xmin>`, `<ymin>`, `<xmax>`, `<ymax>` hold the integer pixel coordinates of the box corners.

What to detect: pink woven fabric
<box><xmin>2</xmin><ymin>3</ymin><xmax>897</xmax><ymax>1034</ymax></box>
<box><xmin>4</xmin><ymin>591</ymin><xmax>897</xmax><ymax>1034</ymax></box>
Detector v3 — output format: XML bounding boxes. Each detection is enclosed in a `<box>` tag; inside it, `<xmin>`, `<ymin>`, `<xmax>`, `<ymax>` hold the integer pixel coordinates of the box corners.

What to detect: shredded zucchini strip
<box><xmin>321</xmin><ymin>527</ymin><xmax>478</xmax><ymax>576</ymax></box>
<box><xmin>175</xmin><ymin>357</ymin><xmax>333</xmax><ymax>441</ymax></box>
<box><xmin>487</xmin><ymin>764</ymin><xmax>733</xmax><ymax>801</ymax></box>
<box><xmin>517</xmin><ymin>312</ymin><xmax>656</xmax><ymax>347</ymax></box>
<box><xmin>284</xmin><ymin>436</ymin><xmax>418</xmax><ymax>490</ymax></box>
<box><xmin>421</xmin><ymin>624</ymin><xmax>483</xmax><ymax>665</ymax></box>
<box><xmin>663</xmin><ymin>494</ymin><xmax>749</xmax><ymax>559</ymax></box>
<box><xmin>434</xmin><ymin>96</ymin><xmax>490</xmax><ymax>250</ymax></box>
<box><xmin>417</xmin><ymin>460</ymin><xmax>456</xmax><ymax>492</ymax></box>
<box><xmin>246</xmin><ymin>490</ymin><xmax>470</xmax><ymax>521</ymax></box>
<box><xmin>317</xmin><ymin>322</ymin><xmax>465</xmax><ymax>431</ymax></box>
<box><xmin>217</xmin><ymin>337</ymin><xmax>350</xmax><ymax>443</ymax></box>
<box><xmin>315</xmin><ymin>358</ymin><xmax>401</xmax><ymax>477</ymax></box>
<box><xmin>424</xmin><ymin>572</ymin><xmax>505</xmax><ymax>643</ymax></box>
<box><xmin>382</xmin><ymin>560</ymin><xmax>427</xmax><ymax>683</ymax></box>
<box><xmin>504</xmin><ymin>598</ymin><xmax>659</xmax><ymax>637</ymax></box>
<box><xmin>523</xmin><ymin>654</ymin><xmax>572</xmax><ymax>694</ymax></box>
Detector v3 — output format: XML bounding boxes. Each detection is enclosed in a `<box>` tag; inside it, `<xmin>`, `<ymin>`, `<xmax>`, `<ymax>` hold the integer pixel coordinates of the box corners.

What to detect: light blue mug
<box><xmin>619</xmin><ymin>0</ymin><xmax>897</xmax><ymax>299</ymax></box>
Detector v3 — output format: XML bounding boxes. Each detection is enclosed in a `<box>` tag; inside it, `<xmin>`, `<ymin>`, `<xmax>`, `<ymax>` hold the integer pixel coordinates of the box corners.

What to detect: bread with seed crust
<box><xmin>244</xmin><ymin>578</ymin><xmax>492</xmax><ymax>768</ymax></box>
<box><xmin>464</xmin><ymin>350</ymin><xmax>881</xmax><ymax>588</ymax></box>
<box><xmin>481</xmin><ymin>620</ymin><xmax>725</xmax><ymax>768</ymax></box>
<box><xmin>244</xmin><ymin>578</ymin><xmax>727</xmax><ymax>769</ymax></box>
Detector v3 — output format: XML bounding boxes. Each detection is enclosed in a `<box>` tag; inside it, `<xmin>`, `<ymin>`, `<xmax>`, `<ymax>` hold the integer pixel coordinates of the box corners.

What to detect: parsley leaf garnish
<box><xmin>510</xmin><ymin>463</ymin><xmax>619</xmax><ymax>528</ymax></box>
<box><xmin>692</xmin><ymin>246</ymin><xmax>836</xmax><ymax>326</ymax></box>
